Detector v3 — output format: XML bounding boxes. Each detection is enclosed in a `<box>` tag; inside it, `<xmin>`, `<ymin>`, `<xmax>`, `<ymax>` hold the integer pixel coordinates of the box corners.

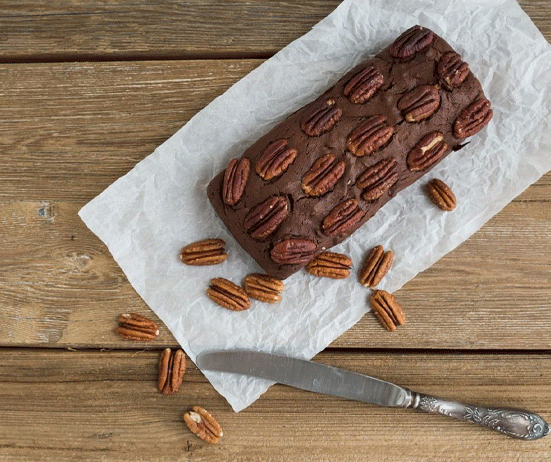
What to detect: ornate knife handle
<box><xmin>402</xmin><ymin>390</ymin><xmax>549</xmax><ymax>440</ymax></box>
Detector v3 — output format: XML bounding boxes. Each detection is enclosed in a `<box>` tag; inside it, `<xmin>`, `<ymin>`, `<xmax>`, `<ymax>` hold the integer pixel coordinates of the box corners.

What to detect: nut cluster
<box><xmin>110</xmin><ymin>26</ymin><xmax>494</xmax><ymax>448</ymax></box>
<box><xmin>181</xmin><ymin>238</ymin><xmax>287</xmax><ymax>310</ymax></box>
<box><xmin>180</xmin><ymin>238</ymin><xmax>289</xmax><ymax>310</ymax></box>
<box><xmin>112</xmin><ymin>312</ymin><xmax>223</xmax><ymax>443</ymax></box>
<box><xmin>183</xmin><ymin>28</ymin><xmax>489</xmax><ymax>346</ymax></box>
<box><xmin>210</xmin><ymin>25</ymin><xmax>491</xmax><ymax>277</ymax></box>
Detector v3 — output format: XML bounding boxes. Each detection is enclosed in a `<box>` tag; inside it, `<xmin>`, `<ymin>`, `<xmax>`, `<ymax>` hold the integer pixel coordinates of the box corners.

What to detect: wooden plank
<box><xmin>1</xmin><ymin>199</ymin><xmax>550</xmax><ymax>349</ymax></box>
<box><xmin>0</xmin><ymin>349</ymin><xmax>549</xmax><ymax>461</ymax></box>
<box><xmin>1</xmin><ymin>58</ymin><xmax>550</xmax><ymax>202</ymax></box>
<box><xmin>0</xmin><ymin>0</ymin><xmax>342</xmax><ymax>61</ymax></box>
<box><xmin>0</xmin><ymin>1</ymin><xmax>548</xmax><ymax>61</ymax></box>
<box><xmin>0</xmin><ymin>59</ymin><xmax>261</xmax><ymax>201</ymax></box>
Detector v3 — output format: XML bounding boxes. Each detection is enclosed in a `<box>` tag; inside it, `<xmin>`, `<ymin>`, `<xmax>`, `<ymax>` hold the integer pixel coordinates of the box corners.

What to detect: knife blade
<box><xmin>197</xmin><ymin>349</ymin><xmax>408</xmax><ymax>407</ymax></box>
<box><xmin>196</xmin><ymin>350</ymin><xmax>550</xmax><ymax>440</ymax></box>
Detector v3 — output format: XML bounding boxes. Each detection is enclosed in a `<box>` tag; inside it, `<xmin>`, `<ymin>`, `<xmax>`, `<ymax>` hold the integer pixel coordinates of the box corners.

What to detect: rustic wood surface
<box><xmin>1</xmin><ymin>350</ymin><xmax>550</xmax><ymax>461</ymax></box>
<box><xmin>0</xmin><ymin>1</ymin><xmax>550</xmax><ymax>461</ymax></box>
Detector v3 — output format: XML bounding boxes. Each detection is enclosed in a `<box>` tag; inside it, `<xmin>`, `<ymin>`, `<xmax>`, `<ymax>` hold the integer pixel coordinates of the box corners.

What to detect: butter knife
<box><xmin>197</xmin><ymin>350</ymin><xmax>549</xmax><ymax>440</ymax></box>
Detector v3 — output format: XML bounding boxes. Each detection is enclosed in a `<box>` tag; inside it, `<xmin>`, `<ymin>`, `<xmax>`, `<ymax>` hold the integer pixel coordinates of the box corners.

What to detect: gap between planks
<box><xmin>2</xmin><ymin>345</ymin><xmax>551</xmax><ymax>355</ymax></box>
<box><xmin>0</xmin><ymin>51</ymin><xmax>277</xmax><ymax>65</ymax></box>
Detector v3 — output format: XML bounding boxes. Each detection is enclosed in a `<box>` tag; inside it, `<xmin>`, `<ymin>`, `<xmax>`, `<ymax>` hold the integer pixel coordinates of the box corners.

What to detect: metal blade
<box><xmin>196</xmin><ymin>350</ymin><xmax>409</xmax><ymax>407</ymax></box>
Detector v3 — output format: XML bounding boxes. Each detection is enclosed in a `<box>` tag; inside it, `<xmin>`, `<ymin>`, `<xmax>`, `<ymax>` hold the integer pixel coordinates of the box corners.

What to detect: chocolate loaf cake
<box><xmin>207</xmin><ymin>26</ymin><xmax>493</xmax><ymax>279</ymax></box>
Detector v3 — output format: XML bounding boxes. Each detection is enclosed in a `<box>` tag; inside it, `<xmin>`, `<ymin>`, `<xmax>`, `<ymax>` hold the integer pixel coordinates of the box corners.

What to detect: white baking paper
<box><xmin>79</xmin><ymin>0</ymin><xmax>551</xmax><ymax>411</ymax></box>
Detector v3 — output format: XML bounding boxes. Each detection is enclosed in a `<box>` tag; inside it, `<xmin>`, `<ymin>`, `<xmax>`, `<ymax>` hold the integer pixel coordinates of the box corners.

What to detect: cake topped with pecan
<box><xmin>207</xmin><ymin>26</ymin><xmax>492</xmax><ymax>279</ymax></box>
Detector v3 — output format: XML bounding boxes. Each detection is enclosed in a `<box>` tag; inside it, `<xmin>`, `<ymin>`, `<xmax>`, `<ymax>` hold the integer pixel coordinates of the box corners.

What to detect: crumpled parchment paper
<box><xmin>79</xmin><ymin>0</ymin><xmax>551</xmax><ymax>411</ymax></box>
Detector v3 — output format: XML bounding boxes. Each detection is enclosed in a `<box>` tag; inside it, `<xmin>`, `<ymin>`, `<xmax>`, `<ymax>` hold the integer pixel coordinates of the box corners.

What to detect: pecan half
<box><xmin>453</xmin><ymin>98</ymin><xmax>493</xmax><ymax>139</ymax></box>
<box><xmin>357</xmin><ymin>158</ymin><xmax>399</xmax><ymax>202</ymax></box>
<box><xmin>184</xmin><ymin>406</ymin><xmax>223</xmax><ymax>444</ymax></box>
<box><xmin>425</xmin><ymin>178</ymin><xmax>457</xmax><ymax>211</ymax></box>
<box><xmin>256</xmin><ymin>139</ymin><xmax>298</xmax><ymax>180</ymax></box>
<box><xmin>116</xmin><ymin>313</ymin><xmax>159</xmax><ymax>341</ymax></box>
<box><xmin>397</xmin><ymin>85</ymin><xmax>441</xmax><ymax>122</ymax></box>
<box><xmin>343</xmin><ymin>65</ymin><xmax>384</xmax><ymax>104</ymax></box>
<box><xmin>322</xmin><ymin>199</ymin><xmax>366</xmax><ymax>237</ymax></box>
<box><xmin>271</xmin><ymin>238</ymin><xmax>317</xmax><ymax>265</ymax></box>
<box><xmin>158</xmin><ymin>348</ymin><xmax>186</xmax><ymax>395</ymax></box>
<box><xmin>244</xmin><ymin>273</ymin><xmax>285</xmax><ymax>303</ymax></box>
<box><xmin>359</xmin><ymin>245</ymin><xmax>393</xmax><ymax>288</ymax></box>
<box><xmin>407</xmin><ymin>131</ymin><xmax>448</xmax><ymax>172</ymax></box>
<box><xmin>244</xmin><ymin>196</ymin><xmax>288</xmax><ymax>240</ymax></box>
<box><xmin>437</xmin><ymin>52</ymin><xmax>469</xmax><ymax>90</ymax></box>
<box><xmin>206</xmin><ymin>278</ymin><xmax>250</xmax><ymax>311</ymax></box>
<box><xmin>222</xmin><ymin>157</ymin><xmax>251</xmax><ymax>205</ymax></box>
<box><xmin>369</xmin><ymin>290</ymin><xmax>406</xmax><ymax>331</ymax></box>
<box><xmin>305</xmin><ymin>252</ymin><xmax>352</xmax><ymax>279</ymax></box>
<box><xmin>301</xmin><ymin>154</ymin><xmax>346</xmax><ymax>196</ymax></box>
<box><xmin>301</xmin><ymin>98</ymin><xmax>343</xmax><ymax>136</ymax></box>
<box><xmin>390</xmin><ymin>26</ymin><xmax>434</xmax><ymax>59</ymax></box>
<box><xmin>390</xmin><ymin>25</ymin><xmax>434</xmax><ymax>59</ymax></box>
<box><xmin>346</xmin><ymin>115</ymin><xmax>393</xmax><ymax>157</ymax></box>
<box><xmin>180</xmin><ymin>238</ymin><xmax>227</xmax><ymax>266</ymax></box>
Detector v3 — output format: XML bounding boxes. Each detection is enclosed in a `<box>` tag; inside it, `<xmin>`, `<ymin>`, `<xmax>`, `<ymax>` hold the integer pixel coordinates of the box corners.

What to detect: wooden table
<box><xmin>1</xmin><ymin>1</ymin><xmax>550</xmax><ymax>460</ymax></box>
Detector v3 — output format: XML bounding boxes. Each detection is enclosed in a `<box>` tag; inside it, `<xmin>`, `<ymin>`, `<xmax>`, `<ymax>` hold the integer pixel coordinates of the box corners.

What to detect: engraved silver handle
<box><xmin>402</xmin><ymin>390</ymin><xmax>549</xmax><ymax>440</ymax></box>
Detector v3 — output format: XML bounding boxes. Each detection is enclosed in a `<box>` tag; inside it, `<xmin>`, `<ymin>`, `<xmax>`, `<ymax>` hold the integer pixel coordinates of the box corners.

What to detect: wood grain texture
<box><xmin>0</xmin><ymin>60</ymin><xmax>260</xmax><ymax>201</ymax></box>
<box><xmin>0</xmin><ymin>349</ymin><xmax>549</xmax><ymax>461</ymax></box>
<box><xmin>1</xmin><ymin>199</ymin><xmax>550</xmax><ymax>349</ymax></box>
<box><xmin>0</xmin><ymin>0</ymin><xmax>342</xmax><ymax>61</ymax></box>
<box><xmin>1</xmin><ymin>1</ymin><xmax>551</xmax><ymax>460</ymax></box>
<box><xmin>0</xmin><ymin>1</ymin><xmax>548</xmax><ymax>61</ymax></box>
